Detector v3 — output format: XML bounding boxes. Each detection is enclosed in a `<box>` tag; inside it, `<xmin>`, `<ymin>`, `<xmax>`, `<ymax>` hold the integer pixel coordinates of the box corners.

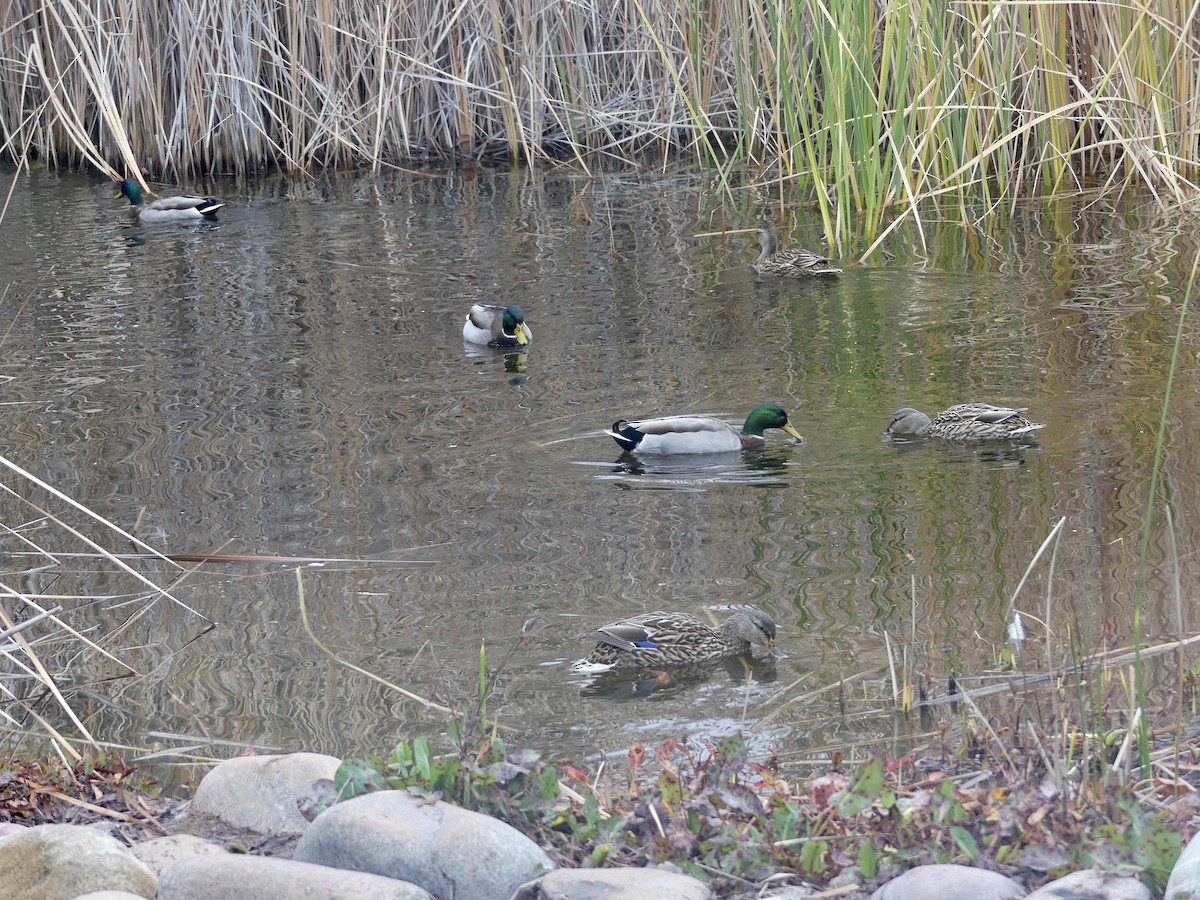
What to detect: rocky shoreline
<box><xmin>0</xmin><ymin>751</ymin><xmax>1194</xmax><ymax>899</ymax></box>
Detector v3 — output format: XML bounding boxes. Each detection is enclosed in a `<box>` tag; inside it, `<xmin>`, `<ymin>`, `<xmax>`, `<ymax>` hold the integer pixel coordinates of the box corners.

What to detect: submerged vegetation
<box><xmin>2</xmin><ymin>0</ymin><xmax>1199</xmax><ymax>241</ymax></box>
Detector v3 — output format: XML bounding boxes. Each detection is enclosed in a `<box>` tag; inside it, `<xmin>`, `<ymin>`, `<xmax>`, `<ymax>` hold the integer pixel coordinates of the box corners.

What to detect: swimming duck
<box><xmin>573</xmin><ymin>608</ymin><xmax>780</xmax><ymax>672</ymax></box>
<box><xmin>607</xmin><ymin>402</ymin><xmax>802</xmax><ymax>455</ymax></box>
<box><xmin>753</xmin><ymin>228</ymin><xmax>842</xmax><ymax>276</ymax></box>
<box><xmin>116</xmin><ymin>179</ymin><xmax>224</xmax><ymax>222</ymax></box>
<box><xmin>887</xmin><ymin>403</ymin><xmax>1045</xmax><ymax>441</ymax></box>
<box><xmin>463</xmin><ymin>303</ymin><xmax>532</xmax><ymax>347</ymax></box>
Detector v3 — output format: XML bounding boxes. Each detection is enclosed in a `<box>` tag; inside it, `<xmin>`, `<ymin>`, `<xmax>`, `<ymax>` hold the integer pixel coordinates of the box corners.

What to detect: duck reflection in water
<box><xmin>503</xmin><ymin>350</ymin><xmax>527</xmax><ymax>375</ymax></box>
<box><xmin>461</xmin><ymin>340</ymin><xmax>529</xmax><ymax>384</ymax></box>
<box><xmin>884</xmin><ymin>436</ymin><xmax>1040</xmax><ymax>466</ymax></box>
<box><xmin>607</xmin><ymin>450</ymin><xmax>794</xmax><ymax>490</ymax></box>
<box><xmin>579</xmin><ymin>653</ymin><xmax>779</xmax><ymax>702</ymax></box>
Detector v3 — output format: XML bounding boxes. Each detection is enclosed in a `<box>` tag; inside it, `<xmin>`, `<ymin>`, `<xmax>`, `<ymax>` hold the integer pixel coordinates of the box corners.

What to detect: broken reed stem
<box><xmin>294</xmin><ymin>568</ymin><xmax>457</xmax><ymax>717</ymax></box>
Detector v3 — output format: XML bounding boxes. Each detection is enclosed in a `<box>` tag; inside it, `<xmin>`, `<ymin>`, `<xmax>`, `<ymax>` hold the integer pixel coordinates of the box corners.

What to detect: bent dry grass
<box><xmin>2</xmin><ymin>0</ymin><xmax>1199</xmax><ymax>245</ymax></box>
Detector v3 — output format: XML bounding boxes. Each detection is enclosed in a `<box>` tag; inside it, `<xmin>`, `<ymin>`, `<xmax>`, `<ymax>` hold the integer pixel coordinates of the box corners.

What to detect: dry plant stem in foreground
<box><xmin>0</xmin><ymin>454</ymin><xmax>217</xmax><ymax>760</ymax></box>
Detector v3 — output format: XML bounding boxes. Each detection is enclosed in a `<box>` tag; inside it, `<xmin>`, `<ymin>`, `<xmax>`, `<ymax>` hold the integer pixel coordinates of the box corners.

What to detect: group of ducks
<box><xmin>569</xmin><ymin>402</ymin><xmax>1043</xmax><ymax>672</ymax></box>
<box><xmin>462</xmin><ymin>251</ymin><xmax>1046</xmax><ymax>674</ymax></box>
<box><xmin>117</xmin><ymin>179</ymin><xmax>1044</xmax><ymax>675</ymax></box>
<box><xmin>460</xmin><ymin>296</ymin><xmax>1046</xmax><ymax>674</ymax></box>
<box><xmin>115</xmin><ymin>179</ymin><xmax>841</xmax><ymax>281</ymax></box>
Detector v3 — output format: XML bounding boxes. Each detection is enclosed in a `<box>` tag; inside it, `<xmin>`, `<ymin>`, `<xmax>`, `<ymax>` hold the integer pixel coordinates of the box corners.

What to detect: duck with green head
<box><xmin>607</xmin><ymin>402</ymin><xmax>802</xmax><ymax>455</ymax></box>
<box><xmin>116</xmin><ymin>179</ymin><xmax>224</xmax><ymax>223</ymax></box>
<box><xmin>463</xmin><ymin>303</ymin><xmax>532</xmax><ymax>347</ymax></box>
<box><xmin>887</xmin><ymin>403</ymin><xmax>1045</xmax><ymax>441</ymax></box>
<box><xmin>572</xmin><ymin>608</ymin><xmax>781</xmax><ymax>673</ymax></box>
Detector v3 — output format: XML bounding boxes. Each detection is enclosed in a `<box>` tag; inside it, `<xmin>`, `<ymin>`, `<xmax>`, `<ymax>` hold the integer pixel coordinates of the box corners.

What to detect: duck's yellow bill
<box><xmin>783</xmin><ymin>423</ymin><xmax>803</xmax><ymax>442</ymax></box>
<box><xmin>515</xmin><ymin>328</ymin><xmax>530</xmax><ymax>346</ymax></box>
<box><xmin>765</xmin><ymin>639</ymin><xmax>783</xmax><ymax>658</ymax></box>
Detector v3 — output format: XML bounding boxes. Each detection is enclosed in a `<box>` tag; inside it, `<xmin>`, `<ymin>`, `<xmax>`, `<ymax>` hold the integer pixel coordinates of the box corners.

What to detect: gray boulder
<box><xmin>155</xmin><ymin>854</ymin><xmax>434</xmax><ymax>899</ymax></box>
<box><xmin>130</xmin><ymin>833</ymin><xmax>229</xmax><ymax>879</ymax></box>
<box><xmin>1167</xmin><ymin>829</ymin><xmax>1200</xmax><ymax>899</ymax></box>
<box><xmin>189</xmin><ymin>752</ymin><xmax>340</xmax><ymax>836</ymax></box>
<box><xmin>512</xmin><ymin>867</ymin><xmax>712</xmax><ymax>898</ymax></box>
<box><xmin>293</xmin><ymin>789</ymin><xmax>556</xmax><ymax>899</ymax></box>
<box><xmin>1026</xmin><ymin>869</ymin><xmax>1149</xmax><ymax>899</ymax></box>
<box><xmin>870</xmin><ymin>864</ymin><xmax>1026</xmax><ymax>900</ymax></box>
<box><xmin>0</xmin><ymin>823</ymin><xmax>156</xmax><ymax>899</ymax></box>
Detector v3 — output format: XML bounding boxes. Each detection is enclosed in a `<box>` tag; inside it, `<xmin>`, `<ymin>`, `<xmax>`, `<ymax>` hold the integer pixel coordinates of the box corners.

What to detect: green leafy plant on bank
<box><xmin>308</xmin><ymin>725</ymin><xmax>1183</xmax><ymax>894</ymax></box>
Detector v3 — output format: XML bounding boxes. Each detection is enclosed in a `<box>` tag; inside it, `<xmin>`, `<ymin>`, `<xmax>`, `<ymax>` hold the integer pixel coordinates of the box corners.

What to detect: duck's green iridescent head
<box><xmin>116</xmin><ymin>179</ymin><xmax>142</xmax><ymax>205</ymax></box>
<box><xmin>741</xmin><ymin>403</ymin><xmax>802</xmax><ymax>440</ymax></box>
<box><xmin>502</xmin><ymin>305</ymin><xmax>528</xmax><ymax>345</ymax></box>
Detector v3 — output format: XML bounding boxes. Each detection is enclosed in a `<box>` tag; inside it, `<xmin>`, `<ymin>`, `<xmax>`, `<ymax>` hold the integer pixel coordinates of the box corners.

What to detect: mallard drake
<box><xmin>573</xmin><ymin>608</ymin><xmax>780</xmax><ymax>672</ymax></box>
<box><xmin>463</xmin><ymin>303</ymin><xmax>532</xmax><ymax>347</ymax></box>
<box><xmin>607</xmin><ymin>402</ymin><xmax>802</xmax><ymax>455</ymax></box>
<box><xmin>116</xmin><ymin>179</ymin><xmax>224</xmax><ymax>222</ymax></box>
<box><xmin>887</xmin><ymin>403</ymin><xmax>1045</xmax><ymax>441</ymax></box>
<box><xmin>753</xmin><ymin>228</ymin><xmax>841</xmax><ymax>276</ymax></box>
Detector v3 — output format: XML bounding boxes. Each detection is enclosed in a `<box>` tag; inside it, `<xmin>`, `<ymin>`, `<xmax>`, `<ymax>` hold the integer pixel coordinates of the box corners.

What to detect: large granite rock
<box><xmin>189</xmin><ymin>752</ymin><xmax>340</xmax><ymax>836</ymax></box>
<box><xmin>0</xmin><ymin>823</ymin><xmax>157</xmax><ymax>899</ymax></box>
<box><xmin>130</xmin><ymin>833</ymin><xmax>229</xmax><ymax>879</ymax></box>
<box><xmin>293</xmin><ymin>789</ymin><xmax>556</xmax><ymax>899</ymax></box>
<box><xmin>512</xmin><ymin>866</ymin><xmax>712</xmax><ymax>898</ymax></box>
<box><xmin>1165</xmin><ymin>829</ymin><xmax>1200</xmax><ymax>899</ymax></box>
<box><xmin>870</xmin><ymin>864</ymin><xmax>1025</xmax><ymax>900</ymax></box>
<box><xmin>155</xmin><ymin>854</ymin><xmax>434</xmax><ymax>899</ymax></box>
<box><xmin>1026</xmin><ymin>869</ymin><xmax>1149</xmax><ymax>899</ymax></box>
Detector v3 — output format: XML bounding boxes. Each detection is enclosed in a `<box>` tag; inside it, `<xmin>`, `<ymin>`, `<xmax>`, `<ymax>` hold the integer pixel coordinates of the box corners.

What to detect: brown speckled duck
<box><xmin>572</xmin><ymin>609</ymin><xmax>780</xmax><ymax>672</ymax></box>
<box><xmin>753</xmin><ymin>228</ymin><xmax>841</xmax><ymax>276</ymax></box>
<box><xmin>887</xmin><ymin>403</ymin><xmax>1045</xmax><ymax>441</ymax></box>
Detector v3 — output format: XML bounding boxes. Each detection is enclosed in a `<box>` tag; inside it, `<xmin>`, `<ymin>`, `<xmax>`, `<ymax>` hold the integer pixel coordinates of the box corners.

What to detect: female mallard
<box><xmin>463</xmin><ymin>303</ymin><xmax>532</xmax><ymax>347</ymax></box>
<box><xmin>887</xmin><ymin>403</ymin><xmax>1045</xmax><ymax>441</ymax></box>
<box><xmin>116</xmin><ymin>179</ymin><xmax>224</xmax><ymax>223</ymax></box>
<box><xmin>607</xmin><ymin>402</ymin><xmax>802</xmax><ymax>455</ymax></box>
<box><xmin>573</xmin><ymin>608</ymin><xmax>780</xmax><ymax>672</ymax></box>
<box><xmin>753</xmin><ymin>228</ymin><xmax>842</xmax><ymax>276</ymax></box>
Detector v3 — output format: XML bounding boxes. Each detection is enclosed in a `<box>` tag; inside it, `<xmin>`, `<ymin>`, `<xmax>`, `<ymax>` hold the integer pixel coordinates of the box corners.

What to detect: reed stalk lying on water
<box><xmin>1</xmin><ymin>0</ymin><xmax>1198</xmax><ymax>239</ymax></box>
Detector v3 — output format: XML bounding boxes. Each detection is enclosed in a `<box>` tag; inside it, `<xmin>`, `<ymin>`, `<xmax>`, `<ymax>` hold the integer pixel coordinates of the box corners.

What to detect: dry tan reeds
<box><xmin>0</xmin><ymin>0</ymin><xmax>1197</xmax><ymax>238</ymax></box>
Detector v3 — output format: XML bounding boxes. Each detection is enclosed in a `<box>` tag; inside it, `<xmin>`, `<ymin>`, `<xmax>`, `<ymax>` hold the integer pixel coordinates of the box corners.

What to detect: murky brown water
<box><xmin>2</xmin><ymin>167</ymin><xmax>1199</xmax><ymax>777</ymax></box>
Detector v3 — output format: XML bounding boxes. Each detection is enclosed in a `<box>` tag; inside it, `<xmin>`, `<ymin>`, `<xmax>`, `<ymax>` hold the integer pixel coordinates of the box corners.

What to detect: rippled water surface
<box><xmin>3</xmin><ymin>168</ymin><xmax>1200</xmax><ymax>775</ymax></box>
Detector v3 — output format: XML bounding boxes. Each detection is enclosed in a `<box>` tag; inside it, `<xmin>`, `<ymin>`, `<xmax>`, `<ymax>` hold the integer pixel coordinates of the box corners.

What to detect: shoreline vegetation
<box><xmin>0</xmin><ymin>448</ymin><xmax>1197</xmax><ymax>893</ymax></box>
<box><xmin>2</xmin><ymin>0</ymin><xmax>1199</xmax><ymax>246</ymax></box>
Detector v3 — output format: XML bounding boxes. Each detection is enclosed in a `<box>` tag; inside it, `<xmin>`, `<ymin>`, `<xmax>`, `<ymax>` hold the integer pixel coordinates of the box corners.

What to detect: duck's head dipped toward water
<box><xmin>607</xmin><ymin>402</ymin><xmax>803</xmax><ymax>455</ymax></box>
<box><xmin>887</xmin><ymin>403</ymin><xmax>1045</xmax><ymax>442</ymax></box>
<box><xmin>116</xmin><ymin>179</ymin><xmax>224</xmax><ymax>222</ymax></box>
<box><xmin>572</xmin><ymin>608</ymin><xmax>781</xmax><ymax>673</ymax></box>
<box><xmin>463</xmin><ymin>303</ymin><xmax>532</xmax><ymax>347</ymax></box>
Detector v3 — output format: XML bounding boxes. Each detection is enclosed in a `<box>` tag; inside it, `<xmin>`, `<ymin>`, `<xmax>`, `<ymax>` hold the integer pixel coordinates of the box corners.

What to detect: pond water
<box><xmin>1</xmin><ymin>167</ymin><xmax>1198</xmax><ymax>778</ymax></box>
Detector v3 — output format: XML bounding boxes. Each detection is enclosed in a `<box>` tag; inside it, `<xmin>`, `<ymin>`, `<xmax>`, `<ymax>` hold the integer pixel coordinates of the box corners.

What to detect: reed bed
<box><xmin>2</xmin><ymin>0</ymin><xmax>1198</xmax><ymax>234</ymax></box>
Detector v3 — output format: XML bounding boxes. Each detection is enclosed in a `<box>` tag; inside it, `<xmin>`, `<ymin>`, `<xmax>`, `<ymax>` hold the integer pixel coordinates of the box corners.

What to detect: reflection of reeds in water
<box><xmin>4</xmin><ymin>0</ymin><xmax>1199</xmax><ymax>235</ymax></box>
<box><xmin>0</xmin><ymin>452</ymin><xmax>212</xmax><ymax>760</ymax></box>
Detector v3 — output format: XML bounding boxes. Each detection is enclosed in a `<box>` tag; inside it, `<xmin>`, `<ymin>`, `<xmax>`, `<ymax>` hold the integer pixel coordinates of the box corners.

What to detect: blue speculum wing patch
<box><xmin>634</xmin><ymin>640</ymin><xmax>658</xmax><ymax>649</ymax></box>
